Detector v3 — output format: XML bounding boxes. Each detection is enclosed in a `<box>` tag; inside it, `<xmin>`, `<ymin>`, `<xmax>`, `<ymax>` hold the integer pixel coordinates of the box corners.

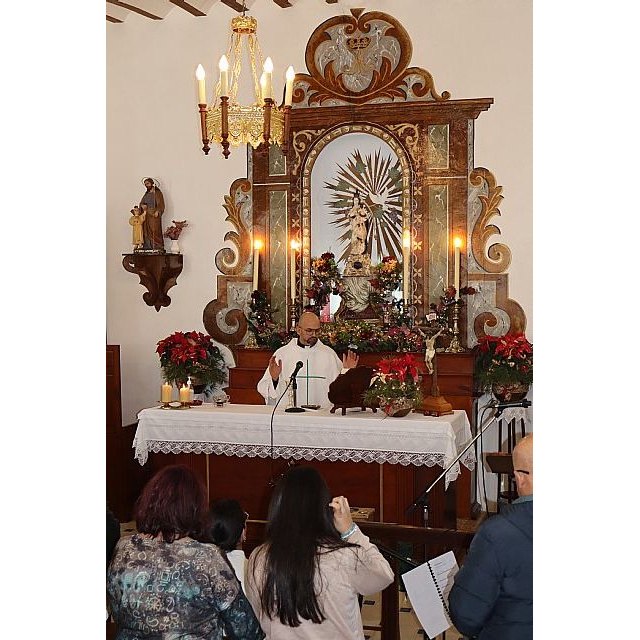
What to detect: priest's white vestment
<box><xmin>257</xmin><ymin>338</ymin><xmax>343</xmax><ymax>408</ymax></box>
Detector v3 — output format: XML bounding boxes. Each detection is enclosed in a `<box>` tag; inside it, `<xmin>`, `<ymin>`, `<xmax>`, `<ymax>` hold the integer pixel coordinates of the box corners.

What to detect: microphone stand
<box><xmin>406</xmin><ymin>403</ymin><xmax>505</xmax><ymax>527</ymax></box>
<box><xmin>284</xmin><ymin>375</ymin><xmax>305</xmax><ymax>413</ymax></box>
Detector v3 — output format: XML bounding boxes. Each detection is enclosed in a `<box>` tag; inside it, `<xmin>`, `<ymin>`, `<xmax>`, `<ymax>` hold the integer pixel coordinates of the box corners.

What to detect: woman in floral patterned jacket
<box><xmin>107</xmin><ymin>465</ymin><xmax>264</xmax><ymax>640</ymax></box>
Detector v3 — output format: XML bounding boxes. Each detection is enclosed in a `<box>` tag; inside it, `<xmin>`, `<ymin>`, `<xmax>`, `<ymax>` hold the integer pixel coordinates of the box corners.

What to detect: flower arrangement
<box><xmin>363</xmin><ymin>353</ymin><xmax>423</xmax><ymax>415</ymax></box>
<box><xmin>424</xmin><ymin>285</ymin><xmax>477</xmax><ymax>330</ymax></box>
<box><xmin>246</xmin><ymin>290</ymin><xmax>291</xmax><ymax>350</ymax></box>
<box><xmin>318</xmin><ymin>320</ymin><xmax>425</xmax><ymax>353</ymax></box>
<box><xmin>474</xmin><ymin>332</ymin><xmax>533</xmax><ymax>392</ymax></box>
<box><xmin>156</xmin><ymin>330</ymin><xmax>226</xmax><ymax>388</ymax></box>
<box><xmin>164</xmin><ymin>220</ymin><xmax>188</xmax><ymax>240</ymax></box>
<box><xmin>305</xmin><ymin>252</ymin><xmax>343</xmax><ymax>313</ymax></box>
<box><xmin>369</xmin><ymin>256</ymin><xmax>402</xmax><ymax>305</ymax></box>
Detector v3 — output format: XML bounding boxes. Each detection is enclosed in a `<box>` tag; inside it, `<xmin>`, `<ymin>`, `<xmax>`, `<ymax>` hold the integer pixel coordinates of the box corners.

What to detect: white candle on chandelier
<box><xmin>402</xmin><ymin>229</ymin><xmax>411</xmax><ymax>302</ymax></box>
<box><xmin>253</xmin><ymin>238</ymin><xmax>263</xmax><ymax>291</ymax></box>
<box><xmin>218</xmin><ymin>55</ymin><xmax>229</xmax><ymax>97</ymax></box>
<box><xmin>290</xmin><ymin>239</ymin><xmax>300</xmax><ymax>303</ymax></box>
<box><xmin>284</xmin><ymin>66</ymin><xmax>295</xmax><ymax>106</ymax></box>
<box><xmin>195</xmin><ymin>64</ymin><xmax>206</xmax><ymax>104</ymax></box>
<box><xmin>453</xmin><ymin>236</ymin><xmax>462</xmax><ymax>299</ymax></box>
<box><xmin>259</xmin><ymin>72</ymin><xmax>267</xmax><ymax>103</ymax></box>
<box><xmin>263</xmin><ymin>57</ymin><xmax>273</xmax><ymax>100</ymax></box>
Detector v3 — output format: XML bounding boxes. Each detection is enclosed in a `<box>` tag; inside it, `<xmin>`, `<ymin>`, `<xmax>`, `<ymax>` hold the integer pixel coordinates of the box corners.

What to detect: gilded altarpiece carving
<box><xmin>204</xmin><ymin>8</ymin><xmax>526</xmax><ymax>345</ymax></box>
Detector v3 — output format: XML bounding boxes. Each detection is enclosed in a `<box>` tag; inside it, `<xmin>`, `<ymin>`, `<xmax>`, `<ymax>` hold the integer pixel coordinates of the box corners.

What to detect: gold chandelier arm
<box><xmin>248</xmin><ymin>34</ymin><xmax>263</xmax><ymax>105</ymax></box>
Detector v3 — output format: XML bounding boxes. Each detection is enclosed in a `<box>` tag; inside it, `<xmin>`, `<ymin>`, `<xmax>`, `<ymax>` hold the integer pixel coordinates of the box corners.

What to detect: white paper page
<box><xmin>402</xmin><ymin>550</ymin><xmax>459</xmax><ymax>638</ymax></box>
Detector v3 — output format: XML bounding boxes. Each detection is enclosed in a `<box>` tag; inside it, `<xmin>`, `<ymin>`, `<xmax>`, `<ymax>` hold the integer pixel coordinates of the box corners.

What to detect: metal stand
<box><xmin>406</xmin><ymin>405</ymin><xmax>498</xmax><ymax>526</ymax></box>
<box><xmin>284</xmin><ymin>377</ymin><xmax>305</xmax><ymax>413</ymax></box>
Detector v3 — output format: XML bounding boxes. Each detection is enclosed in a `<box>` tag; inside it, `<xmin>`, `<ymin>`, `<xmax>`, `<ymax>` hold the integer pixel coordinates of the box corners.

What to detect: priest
<box><xmin>257</xmin><ymin>311</ymin><xmax>359</xmax><ymax>408</ymax></box>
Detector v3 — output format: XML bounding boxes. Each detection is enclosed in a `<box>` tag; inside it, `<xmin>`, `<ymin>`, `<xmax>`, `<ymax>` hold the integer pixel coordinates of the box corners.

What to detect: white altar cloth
<box><xmin>134</xmin><ymin>405</ymin><xmax>475</xmax><ymax>486</ymax></box>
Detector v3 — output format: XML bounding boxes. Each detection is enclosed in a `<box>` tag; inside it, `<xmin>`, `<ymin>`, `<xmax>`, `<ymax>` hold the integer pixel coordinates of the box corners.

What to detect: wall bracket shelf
<box><xmin>122</xmin><ymin>253</ymin><xmax>183</xmax><ymax>311</ymax></box>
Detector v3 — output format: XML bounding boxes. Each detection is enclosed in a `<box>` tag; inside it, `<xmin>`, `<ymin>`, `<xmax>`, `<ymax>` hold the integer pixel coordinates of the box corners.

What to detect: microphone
<box><xmin>290</xmin><ymin>361</ymin><xmax>304</xmax><ymax>380</ymax></box>
<box><xmin>493</xmin><ymin>398</ymin><xmax>532</xmax><ymax>417</ymax></box>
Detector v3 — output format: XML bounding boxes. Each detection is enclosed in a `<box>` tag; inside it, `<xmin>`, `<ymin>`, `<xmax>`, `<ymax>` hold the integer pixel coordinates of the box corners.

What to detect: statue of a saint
<box><xmin>129</xmin><ymin>205</ymin><xmax>146</xmax><ymax>250</ymax></box>
<box><xmin>140</xmin><ymin>177</ymin><xmax>165</xmax><ymax>251</ymax></box>
<box><xmin>347</xmin><ymin>192</ymin><xmax>370</xmax><ymax>257</ymax></box>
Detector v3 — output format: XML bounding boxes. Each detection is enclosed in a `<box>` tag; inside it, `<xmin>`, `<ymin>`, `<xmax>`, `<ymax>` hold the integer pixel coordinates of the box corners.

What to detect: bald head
<box><xmin>296</xmin><ymin>312</ymin><xmax>321</xmax><ymax>346</ymax></box>
<box><xmin>513</xmin><ymin>433</ymin><xmax>533</xmax><ymax>497</ymax></box>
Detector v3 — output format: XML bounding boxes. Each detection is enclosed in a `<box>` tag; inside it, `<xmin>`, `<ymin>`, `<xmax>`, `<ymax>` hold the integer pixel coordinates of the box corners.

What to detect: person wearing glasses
<box><xmin>448</xmin><ymin>433</ymin><xmax>533</xmax><ymax>640</ymax></box>
<box><xmin>257</xmin><ymin>311</ymin><xmax>358</xmax><ymax>408</ymax></box>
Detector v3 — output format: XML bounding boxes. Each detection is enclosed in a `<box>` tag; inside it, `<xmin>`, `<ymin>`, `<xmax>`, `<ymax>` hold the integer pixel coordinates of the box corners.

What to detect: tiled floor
<box><xmin>117</xmin><ymin>521</ymin><xmax>464</xmax><ymax>639</ymax></box>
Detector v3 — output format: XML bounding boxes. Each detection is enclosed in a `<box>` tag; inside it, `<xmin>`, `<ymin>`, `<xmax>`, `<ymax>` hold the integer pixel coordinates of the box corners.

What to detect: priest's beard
<box><xmin>306</xmin><ymin>336</ymin><xmax>318</xmax><ymax>347</ymax></box>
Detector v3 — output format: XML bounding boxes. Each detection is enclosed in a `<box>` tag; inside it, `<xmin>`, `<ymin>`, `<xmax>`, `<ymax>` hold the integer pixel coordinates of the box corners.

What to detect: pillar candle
<box><xmin>259</xmin><ymin>72</ymin><xmax>267</xmax><ymax>103</ymax></box>
<box><xmin>253</xmin><ymin>239</ymin><xmax>262</xmax><ymax>291</ymax></box>
<box><xmin>453</xmin><ymin>237</ymin><xmax>462</xmax><ymax>299</ymax></box>
<box><xmin>402</xmin><ymin>229</ymin><xmax>411</xmax><ymax>302</ymax></box>
<box><xmin>290</xmin><ymin>239</ymin><xmax>299</xmax><ymax>303</ymax></box>
<box><xmin>195</xmin><ymin>64</ymin><xmax>206</xmax><ymax>104</ymax></box>
<box><xmin>263</xmin><ymin>57</ymin><xmax>273</xmax><ymax>100</ymax></box>
<box><xmin>218</xmin><ymin>55</ymin><xmax>229</xmax><ymax>97</ymax></box>
<box><xmin>161</xmin><ymin>382</ymin><xmax>172</xmax><ymax>403</ymax></box>
<box><xmin>179</xmin><ymin>384</ymin><xmax>190</xmax><ymax>404</ymax></box>
<box><xmin>285</xmin><ymin>66</ymin><xmax>295</xmax><ymax>106</ymax></box>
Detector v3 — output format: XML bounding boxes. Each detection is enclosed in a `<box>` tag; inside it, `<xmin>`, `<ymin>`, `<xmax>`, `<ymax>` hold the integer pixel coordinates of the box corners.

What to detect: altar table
<box><xmin>134</xmin><ymin>404</ymin><xmax>475</xmax><ymax>527</ymax></box>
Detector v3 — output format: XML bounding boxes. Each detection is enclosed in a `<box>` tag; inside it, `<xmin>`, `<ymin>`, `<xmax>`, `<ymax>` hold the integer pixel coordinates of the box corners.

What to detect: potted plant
<box><xmin>363</xmin><ymin>353</ymin><xmax>423</xmax><ymax>417</ymax></box>
<box><xmin>156</xmin><ymin>330</ymin><xmax>226</xmax><ymax>392</ymax></box>
<box><xmin>305</xmin><ymin>252</ymin><xmax>343</xmax><ymax>315</ymax></box>
<box><xmin>474</xmin><ymin>332</ymin><xmax>533</xmax><ymax>401</ymax></box>
<box><xmin>163</xmin><ymin>220</ymin><xmax>188</xmax><ymax>254</ymax></box>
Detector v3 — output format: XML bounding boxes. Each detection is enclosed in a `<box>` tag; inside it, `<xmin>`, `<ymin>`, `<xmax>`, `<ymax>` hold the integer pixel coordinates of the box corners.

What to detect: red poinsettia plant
<box><xmin>474</xmin><ymin>332</ymin><xmax>533</xmax><ymax>391</ymax></box>
<box><xmin>164</xmin><ymin>220</ymin><xmax>188</xmax><ymax>241</ymax></box>
<box><xmin>363</xmin><ymin>353</ymin><xmax>423</xmax><ymax>408</ymax></box>
<box><xmin>156</xmin><ymin>330</ymin><xmax>225</xmax><ymax>388</ymax></box>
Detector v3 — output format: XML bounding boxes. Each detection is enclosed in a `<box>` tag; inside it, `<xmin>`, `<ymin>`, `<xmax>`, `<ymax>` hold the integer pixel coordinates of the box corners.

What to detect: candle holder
<box><xmin>180</xmin><ymin>401</ymin><xmax>192</xmax><ymax>408</ymax></box>
<box><xmin>445</xmin><ymin>300</ymin><xmax>465</xmax><ymax>353</ymax></box>
<box><xmin>159</xmin><ymin>400</ymin><xmax>172</xmax><ymax>409</ymax></box>
<box><xmin>245</xmin><ymin>330</ymin><xmax>259</xmax><ymax>349</ymax></box>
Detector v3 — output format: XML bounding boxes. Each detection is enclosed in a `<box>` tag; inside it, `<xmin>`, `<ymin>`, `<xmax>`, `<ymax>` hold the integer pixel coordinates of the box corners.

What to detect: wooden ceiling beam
<box><xmin>106</xmin><ymin>1</ymin><xmax>163</xmax><ymax>20</ymax></box>
<box><xmin>169</xmin><ymin>1</ymin><xmax>207</xmax><ymax>16</ymax></box>
<box><xmin>220</xmin><ymin>0</ymin><xmax>246</xmax><ymax>11</ymax></box>
<box><xmin>272</xmin><ymin>0</ymin><xmax>293</xmax><ymax>7</ymax></box>
<box><xmin>106</xmin><ymin>15</ymin><xmax>123</xmax><ymax>23</ymax></box>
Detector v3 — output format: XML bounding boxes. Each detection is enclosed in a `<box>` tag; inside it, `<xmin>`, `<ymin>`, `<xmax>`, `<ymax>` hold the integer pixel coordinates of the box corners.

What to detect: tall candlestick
<box><xmin>179</xmin><ymin>384</ymin><xmax>190</xmax><ymax>404</ymax></box>
<box><xmin>453</xmin><ymin>236</ymin><xmax>462</xmax><ymax>299</ymax></box>
<box><xmin>218</xmin><ymin>55</ymin><xmax>229</xmax><ymax>97</ymax></box>
<box><xmin>263</xmin><ymin>57</ymin><xmax>273</xmax><ymax>100</ymax></box>
<box><xmin>253</xmin><ymin>238</ymin><xmax>263</xmax><ymax>291</ymax></box>
<box><xmin>161</xmin><ymin>381</ymin><xmax>172</xmax><ymax>403</ymax></box>
<box><xmin>284</xmin><ymin>66</ymin><xmax>295</xmax><ymax>106</ymax></box>
<box><xmin>290</xmin><ymin>239</ymin><xmax>299</xmax><ymax>303</ymax></box>
<box><xmin>402</xmin><ymin>229</ymin><xmax>411</xmax><ymax>302</ymax></box>
<box><xmin>195</xmin><ymin>64</ymin><xmax>206</xmax><ymax>104</ymax></box>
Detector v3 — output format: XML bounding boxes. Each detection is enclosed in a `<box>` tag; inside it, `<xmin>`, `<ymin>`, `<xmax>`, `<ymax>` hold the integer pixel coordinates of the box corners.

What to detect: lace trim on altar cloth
<box><xmin>135</xmin><ymin>441</ymin><xmax>476</xmax><ymax>479</ymax></box>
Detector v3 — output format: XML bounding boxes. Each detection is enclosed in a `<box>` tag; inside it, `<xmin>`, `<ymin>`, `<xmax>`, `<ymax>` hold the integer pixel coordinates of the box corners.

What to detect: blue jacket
<box><xmin>448</xmin><ymin>497</ymin><xmax>532</xmax><ymax>640</ymax></box>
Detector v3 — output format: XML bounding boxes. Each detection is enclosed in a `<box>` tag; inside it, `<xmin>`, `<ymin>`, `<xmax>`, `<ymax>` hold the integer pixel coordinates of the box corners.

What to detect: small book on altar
<box><xmin>402</xmin><ymin>550</ymin><xmax>459</xmax><ymax>638</ymax></box>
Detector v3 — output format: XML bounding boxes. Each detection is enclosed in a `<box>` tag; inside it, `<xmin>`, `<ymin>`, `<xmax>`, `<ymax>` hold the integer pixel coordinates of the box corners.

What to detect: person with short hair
<box><xmin>210</xmin><ymin>498</ymin><xmax>249</xmax><ymax>593</ymax></box>
<box><xmin>245</xmin><ymin>466</ymin><xmax>394</xmax><ymax>639</ymax></box>
<box><xmin>257</xmin><ymin>311</ymin><xmax>358</xmax><ymax>408</ymax></box>
<box><xmin>448</xmin><ymin>434</ymin><xmax>533</xmax><ymax>640</ymax></box>
<box><xmin>107</xmin><ymin>465</ymin><xmax>264</xmax><ymax>640</ymax></box>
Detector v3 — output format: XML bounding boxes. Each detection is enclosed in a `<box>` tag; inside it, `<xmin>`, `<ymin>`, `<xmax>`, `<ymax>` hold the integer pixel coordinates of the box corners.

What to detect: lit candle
<box><xmin>290</xmin><ymin>239</ymin><xmax>300</xmax><ymax>303</ymax></box>
<box><xmin>161</xmin><ymin>381</ymin><xmax>172</xmax><ymax>403</ymax></box>
<box><xmin>284</xmin><ymin>66</ymin><xmax>295</xmax><ymax>106</ymax></box>
<box><xmin>218</xmin><ymin>55</ymin><xmax>229</xmax><ymax>97</ymax></box>
<box><xmin>453</xmin><ymin>236</ymin><xmax>462</xmax><ymax>299</ymax></box>
<box><xmin>195</xmin><ymin>64</ymin><xmax>206</xmax><ymax>104</ymax></box>
<box><xmin>179</xmin><ymin>384</ymin><xmax>190</xmax><ymax>404</ymax></box>
<box><xmin>253</xmin><ymin>238</ymin><xmax>263</xmax><ymax>291</ymax></box>
<box><xmin>259</xmin><ymin>72</ymin><xmax>267</xmax><ymax>103</ymax></box>
<box><xmin>263</xmin><ymin>57</ymin><xmax>273</xmax><ymax>100</ymax></box>
<box><xmin>402</xmin><ymin>229</ymin><xmax>411</xmax><ymax>302</ymax></box>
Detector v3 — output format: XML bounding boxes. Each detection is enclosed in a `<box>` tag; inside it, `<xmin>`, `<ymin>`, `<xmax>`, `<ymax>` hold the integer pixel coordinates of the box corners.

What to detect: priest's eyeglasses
<box><xmin>300</xmin><ymin>328</ymin><xmax>321</xmax><ymax>335</ymax></box>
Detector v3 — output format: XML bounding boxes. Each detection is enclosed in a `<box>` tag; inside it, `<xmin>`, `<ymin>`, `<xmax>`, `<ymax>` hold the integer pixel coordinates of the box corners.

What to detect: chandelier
<box><xmin>195</xmin><ymin>5</ymin><xmax>294</xmax><ymax>159</ymax></box>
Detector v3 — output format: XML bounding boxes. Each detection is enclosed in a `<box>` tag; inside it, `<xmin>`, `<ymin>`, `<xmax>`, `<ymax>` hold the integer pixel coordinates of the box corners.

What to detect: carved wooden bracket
<box><xmin>122</xmin><ymin>253</ymin><xmax>184</xmax><ymax>311</ymax></box>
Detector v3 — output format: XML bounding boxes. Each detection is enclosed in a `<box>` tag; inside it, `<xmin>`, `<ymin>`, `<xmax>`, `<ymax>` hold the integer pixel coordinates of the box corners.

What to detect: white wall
<box><xmin>107</xmin><ymin>0</ymin><xmax>532</xmax><ymax>425</ymax></box>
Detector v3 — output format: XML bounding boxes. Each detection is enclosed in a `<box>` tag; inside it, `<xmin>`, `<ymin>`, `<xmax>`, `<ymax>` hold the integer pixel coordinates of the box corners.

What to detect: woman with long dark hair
<box><xmin>245</xmin><ymin>466</ymin><xmax>393</xmax><ymax>639</ymax></box>
<box><xmin>107</xmin><ymin>465</ymin><xmax>264</xmax><ymax>640</ymax></box>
